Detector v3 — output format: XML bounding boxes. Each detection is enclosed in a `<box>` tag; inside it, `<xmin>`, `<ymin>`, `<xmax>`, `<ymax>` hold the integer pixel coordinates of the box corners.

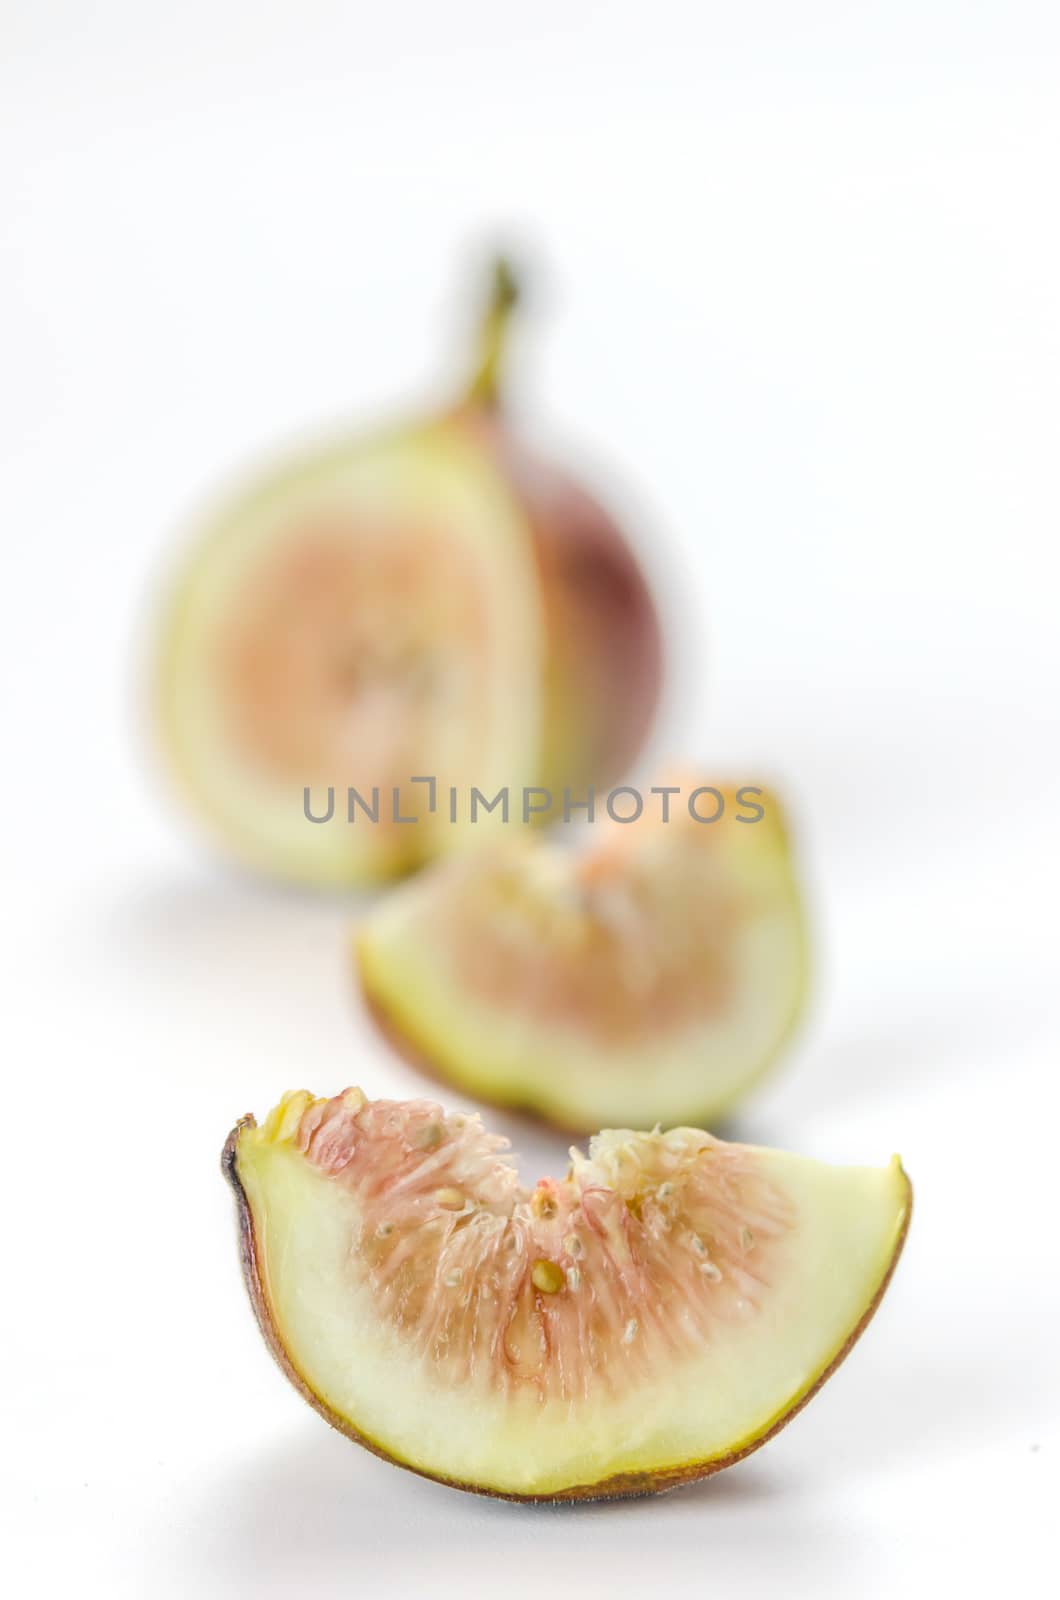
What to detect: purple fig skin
<box><xmin>456</xmin><ymin>255</ymin><xmax>663</xmax><ymax>795</ymax></box>
<box><xmin>474</xmin><ymin>416</ymin><xmax>664</xmax><ymax>795</ymax></box>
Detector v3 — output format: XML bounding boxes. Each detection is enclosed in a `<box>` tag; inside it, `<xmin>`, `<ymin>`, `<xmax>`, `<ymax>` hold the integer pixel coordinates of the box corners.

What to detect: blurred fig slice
<box><xmin>155</xmin><ymin>258</ymin><xmax>662</xmax><ymax>886</ymax></box>
<box><xmin>356</xmin><ymin>782</ymin><xmax>808</xmax><ymax>1129</ymax></box>
<box><xmin>224</xmin><ymin>1088</ymin><xmax>910</xmax><ymax>1501</ymax></box>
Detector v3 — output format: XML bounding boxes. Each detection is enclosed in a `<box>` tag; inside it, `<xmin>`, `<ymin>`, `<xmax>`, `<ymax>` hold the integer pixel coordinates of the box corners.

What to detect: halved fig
<box><xmin>356</xmin><ymin>782</ymin><xmax>808</xmax><ymax>1129</ymax></box>
<box><xmin>155</xmin><ymin>258</ymin><xmax>661</xmax><ymax>886</ymax></box>
<box><xmin>224</xmin><ymin>1088</ymin><xmax>910</xmax><ymax>1501</ymax></box>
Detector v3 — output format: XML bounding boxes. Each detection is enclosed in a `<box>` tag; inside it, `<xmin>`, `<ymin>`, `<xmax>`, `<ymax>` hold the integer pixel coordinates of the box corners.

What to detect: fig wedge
<box><xmin>224</xmin><ymin>1088</ymin><xmax>910</xmax><ymax>1502</ymax></box>
<box><xmin>356</xmin><ymin>782</ymin><xmax>808</xmax><ymax>1129</ymax></box>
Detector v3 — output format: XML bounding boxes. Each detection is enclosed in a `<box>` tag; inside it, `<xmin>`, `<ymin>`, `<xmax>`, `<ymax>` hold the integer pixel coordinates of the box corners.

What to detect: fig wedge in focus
<box><xmin>224</xmin><ymin>1088</ymin><xmax>910</xmax><ymax>1501</ymax></box>
<box><xmin>356</xmin><ymin>782</ymin><xmax>808</xmax><ymax>1129</ymax></box>
<box><xmin>156</xmin><ymin>258</ymin><xmax>661</xmax><ymax>886</ymax></box>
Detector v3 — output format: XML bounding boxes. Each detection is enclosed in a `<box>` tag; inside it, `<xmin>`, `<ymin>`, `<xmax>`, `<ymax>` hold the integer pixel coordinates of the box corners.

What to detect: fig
<box><xmin>356</xmin><ymin>780</ymin><xmax>808</xmax><ymax>1129</ymax></box>
<box><xmin>224</xmin><ymin>1087</ymin><xmax>911</xmax><ymax>1501</ymax></box>
<box><xmin>155</xmin><ymin>258</ymin><xmax>662</xmax><ymax>885</ymax></box>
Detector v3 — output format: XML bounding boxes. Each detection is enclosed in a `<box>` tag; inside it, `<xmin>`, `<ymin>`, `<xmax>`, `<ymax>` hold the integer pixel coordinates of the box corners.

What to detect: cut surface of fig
<box><xmin>356</xmin><ymin>784</ymin><xmax>808</xmax><ymax>1128</ymax></box>
<box><xmin>225</xmin><ymin>1088</ymin><xmax>910</xmax><ymax>1501</ymax></box>
<box><xmin>158</xmin><ymin>422</ymin><xmax>546</xmax><ymax>884</ymax></box>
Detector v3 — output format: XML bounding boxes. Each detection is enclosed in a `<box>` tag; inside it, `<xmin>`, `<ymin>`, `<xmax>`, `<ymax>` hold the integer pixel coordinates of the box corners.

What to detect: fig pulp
<box><xmin>356</xmin><ymin>780</ymin><xmax>808</xmax><ymax>1129</ymax></box>
<box><xmin>156</xmin><ymin>258</ymin><xmax>661</xmax><ymax>885</ymax></box>
<box><xmin>225</xmin><ymin>1088</ymin><xmax>910</xmax><ymax>1501</ymax></box>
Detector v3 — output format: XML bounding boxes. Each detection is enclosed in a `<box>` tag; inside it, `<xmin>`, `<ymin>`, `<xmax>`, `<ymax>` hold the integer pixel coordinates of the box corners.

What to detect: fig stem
<box><xmin>464</xmin><ymin>255</ymin><xmax>520</xmax><ymax>410</ymax></box>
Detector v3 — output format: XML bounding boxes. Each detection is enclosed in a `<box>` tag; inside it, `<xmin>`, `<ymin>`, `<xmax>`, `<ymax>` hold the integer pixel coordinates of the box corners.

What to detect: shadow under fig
<box><xmin>106</xmin><ymin>870</ymin><xmax>368</xmax><ymax>989</ymax></box>
<box><xmin>743</xmin><ymin>976</ymin><xmax>1054</xmax><ymax>1133</ymax></box>
<box><xmin>151</xmin><ymin>1425</ymin><xmax>859</xmax><ymax>1595</ymax></box>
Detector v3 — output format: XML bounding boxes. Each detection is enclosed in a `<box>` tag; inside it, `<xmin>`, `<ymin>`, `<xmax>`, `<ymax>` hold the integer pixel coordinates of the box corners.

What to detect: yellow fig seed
<box><xmin>531</xmin><ymin>1259</ymin><xmax>565</xmax><ymax>1294</ymax></box>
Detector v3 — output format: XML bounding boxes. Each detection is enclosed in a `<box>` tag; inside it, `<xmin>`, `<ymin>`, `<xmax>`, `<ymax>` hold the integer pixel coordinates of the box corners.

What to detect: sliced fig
<box><xmin>356</xmin><ymin>782</ymin><xmax>808</xmax><ymax>1129</ymax></box>
<box><xmin>224</xmin><ymin>1088</ymin><xmax>910</xmax><ymax>1501</ymax></box>
<box><xmin>155</xmin><ymin>258</ymin><xmax>661</xmax><ymax>886</ymax></box>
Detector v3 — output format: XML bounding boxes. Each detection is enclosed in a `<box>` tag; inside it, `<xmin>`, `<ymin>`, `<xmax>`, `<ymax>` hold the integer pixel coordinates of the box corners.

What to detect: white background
<box><xmin>2</xmin><ymin>3</ymin><xmax>1058</xmax><ymax>1595</ymax></box>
